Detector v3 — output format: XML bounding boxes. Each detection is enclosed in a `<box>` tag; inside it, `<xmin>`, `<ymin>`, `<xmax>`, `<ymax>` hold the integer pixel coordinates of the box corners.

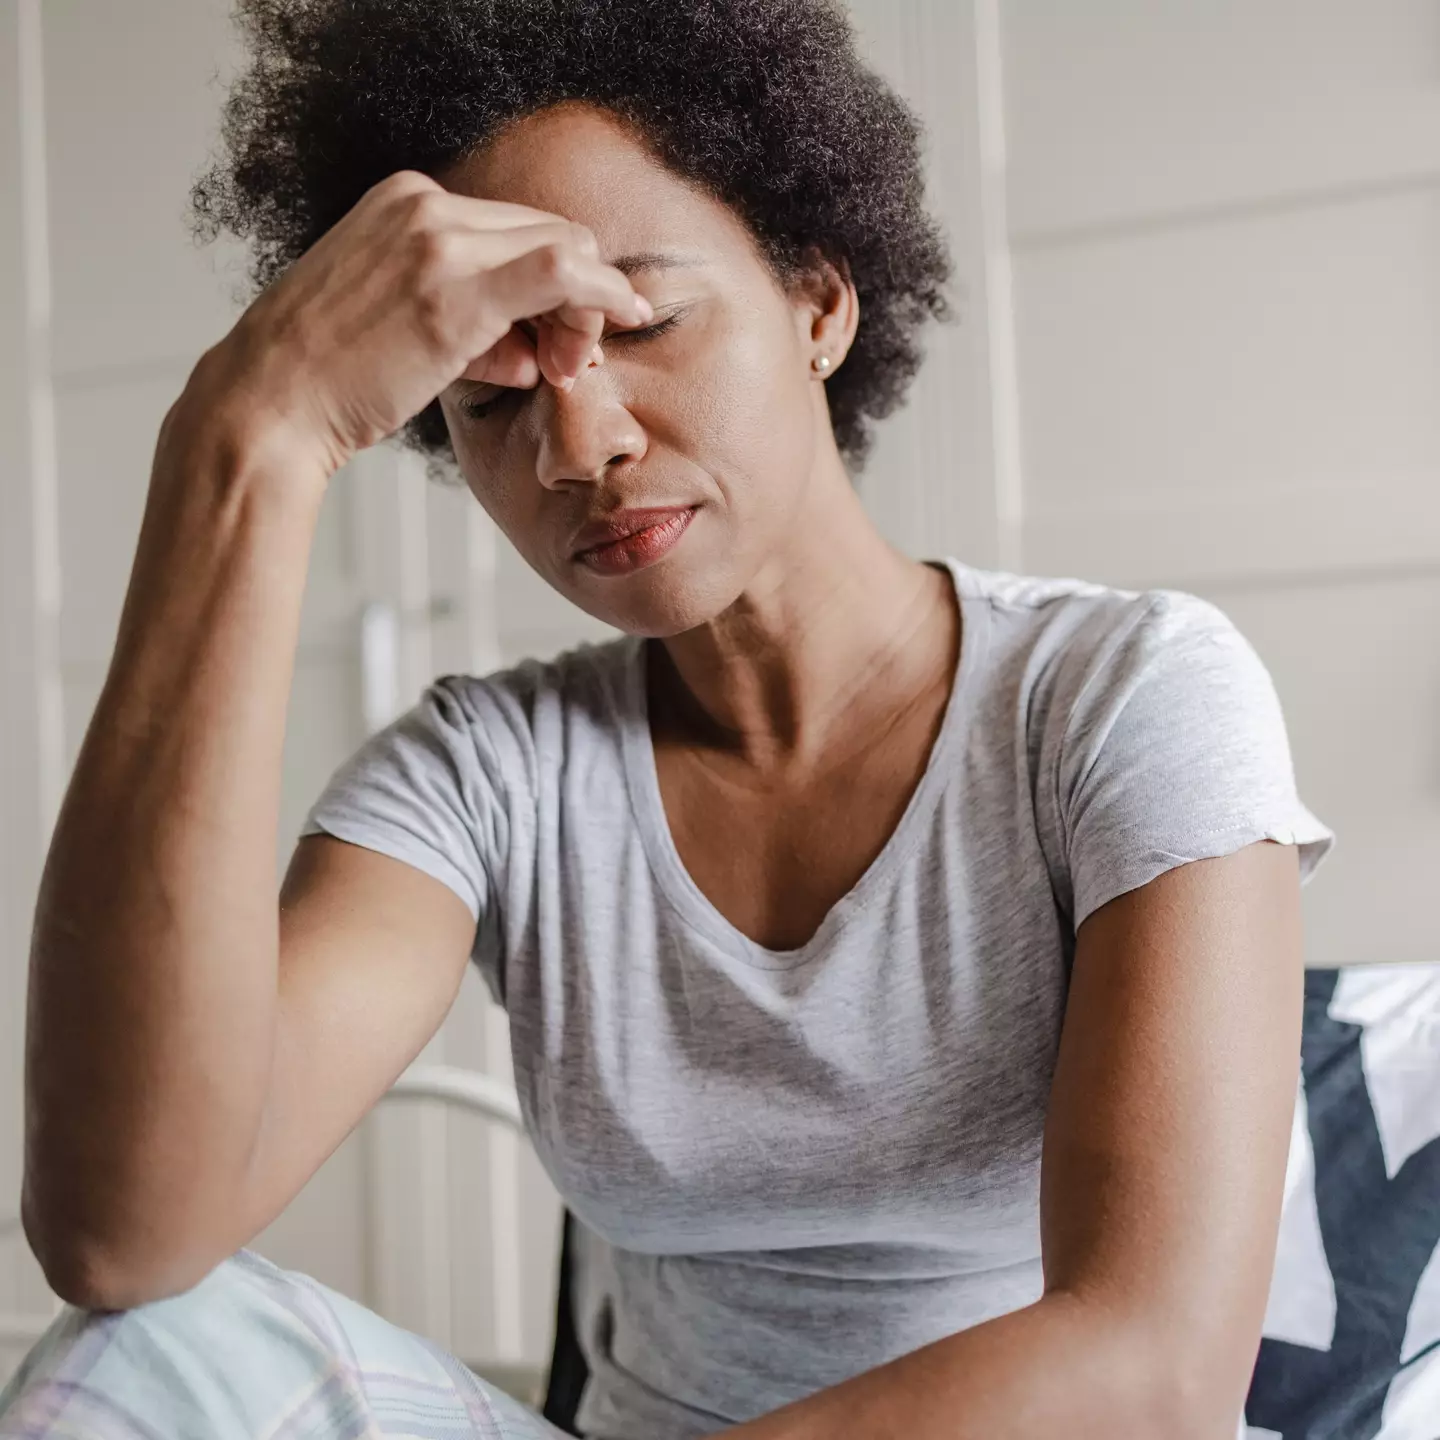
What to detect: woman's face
<box><xmin>436</xmin><ymin>103</ymin><xmax>852</xmax><ymax>637</ymax></box>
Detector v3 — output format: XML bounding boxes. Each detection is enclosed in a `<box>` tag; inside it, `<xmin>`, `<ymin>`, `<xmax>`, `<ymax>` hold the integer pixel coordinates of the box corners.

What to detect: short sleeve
<box><xmin>300</xmin><ymin>675</ymin><xmax>515</xmax><ymax>926</ymax></box>
<box><xmin>1058</xmin><ymin>593</ymin><xmax>1334</xmax><ymax>929</ymax></box>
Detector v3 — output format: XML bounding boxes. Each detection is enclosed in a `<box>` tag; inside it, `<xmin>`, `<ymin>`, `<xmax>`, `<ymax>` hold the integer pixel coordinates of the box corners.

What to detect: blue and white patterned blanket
<box><xmin>1246</xmin><ymin>964</ymin><xmax>1440</xmax><ymax>1439</ymax></box>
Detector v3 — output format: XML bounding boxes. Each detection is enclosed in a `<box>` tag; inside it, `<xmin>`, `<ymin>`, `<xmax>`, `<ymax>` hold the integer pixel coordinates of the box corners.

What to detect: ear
<box><xmin>791</xmin><ymin>247</ymin><xmax>859</xmax><ymax>377</ymax></box>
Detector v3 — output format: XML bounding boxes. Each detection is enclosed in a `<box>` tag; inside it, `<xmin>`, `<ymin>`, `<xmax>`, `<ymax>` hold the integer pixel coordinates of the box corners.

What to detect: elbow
<box><xmin>1128</xmin><ymin>1345</ymin><xmax>1251</xmax><ymax>1440</ymax></box>
<box><xmin>30</xmin><ymin>1239</ymin><xmax>149</xmax><ymax>1313</ymax></box>
<box><xmin>23</xmin><ymin>1180</ymin><xmax>224</xmax><ymax>1311</ymax></box>
<box><xmin>1175</xmin><ymin>1368</ymin><xmax>1254</xmax><ymax>1440</ymax></box>
<box><xmin>1053</xmin><ymin>1291</ymin><xmax>1249</xmax><ymax>1440</ymax></box>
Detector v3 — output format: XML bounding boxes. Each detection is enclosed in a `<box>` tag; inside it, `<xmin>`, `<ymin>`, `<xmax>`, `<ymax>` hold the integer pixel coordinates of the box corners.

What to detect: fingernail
<box><xmin>591</xmin><ymin>344</ymin><xmax>606</xmax><ymax>367</ymax></box>
<box><xmin>635</xmin><ymin>297</ymin><xmax>654</xmax><ymax>322</ymax></box>
<box><xmin>558</xmin><ymin>375</ymin><xmax>575</xmax><ymax>392</ymax></box>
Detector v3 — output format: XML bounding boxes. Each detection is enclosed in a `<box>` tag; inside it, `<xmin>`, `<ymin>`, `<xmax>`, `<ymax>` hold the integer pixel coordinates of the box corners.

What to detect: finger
<box><xmin>423</xmin><ymin>190</ymin><xmax>589</xmax><ymax>235</ymax></box>
<box><xmin>371</xmin><ymin>171</ymin><xmax>582</xmax><ymax>234</ymax></box>
<box><xmin>466</xmin><ymin>219</ymin><xmax>601</xmax><ymax>273</ymax></box>
<box><xmin>537</xmin><ymin>306</ymin><xmax>606</xmax><ymax>391</ymax></box>
<box><xmin>479</xmin><ymin>243</ymin><xmax>652</xmax><ymax>351</ymax></box>
<box><xmin>415</xmin><ymin>210</ymin><xmax>603</xmax><ymax>279</ymax></box>
<box><xmin>460</xmin><ymin>325</ymin><xmax>539</xmax><ymax>387</ymax></box>
<box><xmin>415</xmin><ymin>221</ymin><xmax>620</xmax><ymax>321</ymax></box>
<box><xmin>429</xmin><ymin>224</ymin><xmax>622</xmax><ymax>380</ymax></box>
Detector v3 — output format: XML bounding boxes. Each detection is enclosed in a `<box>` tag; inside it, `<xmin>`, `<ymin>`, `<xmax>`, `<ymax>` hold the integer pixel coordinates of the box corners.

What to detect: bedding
<box><xmin>4</xmin><ymin>966</ymin><xmax>1436</xmax><ymax>1439</ymax></box>
<box><xmin>1246</xmin><ymin>964</ymin><xmax>1440</xmax><ymax>1439</ymax></box>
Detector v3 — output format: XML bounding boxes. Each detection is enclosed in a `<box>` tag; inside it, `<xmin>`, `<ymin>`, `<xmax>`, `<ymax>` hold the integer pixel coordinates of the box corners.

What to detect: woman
<box><xmin>3</xmin><ymin>2</ymin><xmax>1331</xmax><ymax>1437</ymax></box>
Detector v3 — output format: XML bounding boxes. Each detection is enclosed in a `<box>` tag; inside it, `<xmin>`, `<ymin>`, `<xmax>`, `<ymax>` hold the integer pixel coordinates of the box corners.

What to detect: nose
<box><xmin>533</xmin><ymin>367</ymin><xmax>648</xmax><ymax>490</ymax></box>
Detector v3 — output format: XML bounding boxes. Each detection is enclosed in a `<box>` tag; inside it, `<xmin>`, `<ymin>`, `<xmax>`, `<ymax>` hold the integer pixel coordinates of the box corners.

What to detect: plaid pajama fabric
<box><xmin>0</xmin><ymin>1250</ymin><xmax>564</xmax><ymax>1440</ymax></box>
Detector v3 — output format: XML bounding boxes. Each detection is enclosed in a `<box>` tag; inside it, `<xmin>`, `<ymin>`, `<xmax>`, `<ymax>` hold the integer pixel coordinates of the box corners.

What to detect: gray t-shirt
<box><xmin>302</xmin><ymin>560</ymin><xmax>1333</xmax><ymax>1440</ymax></box>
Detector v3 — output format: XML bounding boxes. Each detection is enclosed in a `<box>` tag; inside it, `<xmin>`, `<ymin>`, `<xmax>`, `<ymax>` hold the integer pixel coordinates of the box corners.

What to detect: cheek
<box><xmin>443</xmin><ymin>410</ymin><xmax>531</xmax><ymax>525</ymax></box>
<box><xmin>656</xmin><ymin>304</ymin><xmax>815</xmax><ymax>499</ymax></box>
<box><xmin>451</xmin><ymin>439</ymin><xmax>547</xmax><ymax>558</ymax></box>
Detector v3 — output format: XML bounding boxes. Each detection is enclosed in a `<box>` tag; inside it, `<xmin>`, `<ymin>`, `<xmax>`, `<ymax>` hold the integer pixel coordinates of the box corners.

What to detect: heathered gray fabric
<box><xmin>302</xmin><ymin>560</ymin><xmax>1333</xmax><ymax>1440</ymax></box>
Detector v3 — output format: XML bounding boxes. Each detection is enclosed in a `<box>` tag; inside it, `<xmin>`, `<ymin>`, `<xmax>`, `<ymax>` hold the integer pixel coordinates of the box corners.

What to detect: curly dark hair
<box><xmin>192</xmin><ymin>0</ymin><xmax>953</xmax><ymax>469</ymax></box>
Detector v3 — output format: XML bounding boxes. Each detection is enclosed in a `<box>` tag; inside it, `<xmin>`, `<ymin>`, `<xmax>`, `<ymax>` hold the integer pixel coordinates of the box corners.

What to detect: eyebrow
<box><xmin>608</xmin><ymin>251</ymin><xmax>707</xmax><ymax>277</ymax></box>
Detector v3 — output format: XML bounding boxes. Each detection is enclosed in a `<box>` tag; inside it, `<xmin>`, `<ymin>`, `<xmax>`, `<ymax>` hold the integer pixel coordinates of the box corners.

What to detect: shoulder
<box><xmin>300</xmin><ymin>636</ymin><xmax>640</xmax><ymax>915</ymax></box>
<box><xmin>946</xmin><ymin>564</ymin><xmax>1332</xmax><ymax>922</ymax></box>
<box><xmin>956</xmin><ymin>560</ymin><xmax>1236</xmax><ymax>654</ymax></box>
<box><xmin>322</xmin><ymin>635</ymin><xmax>638</xmax><ymax>813</ymax></box>
<box><xmin>420</xmin><ymin>634</ymin><xmax>640</xmax><ymax>743</ymax></box>
<box><xmin>951</xmin><ymin>560</ymin><xmax>1256</xmax><ymax>721</ymax></box>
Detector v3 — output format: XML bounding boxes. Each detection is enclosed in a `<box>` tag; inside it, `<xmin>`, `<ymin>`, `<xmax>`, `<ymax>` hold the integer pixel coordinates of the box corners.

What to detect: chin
<box><xmin>547</xmin><ymin>535</ymin><xmax>746</xmax><ymax>638</ymax></box>
<box><xmin>564</xmin><ymin>563</ymin><xmax>741</xmax><ymax>638</ymax></box>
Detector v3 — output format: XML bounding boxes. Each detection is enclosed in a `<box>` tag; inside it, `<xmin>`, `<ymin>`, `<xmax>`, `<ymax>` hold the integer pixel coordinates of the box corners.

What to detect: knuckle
<box><xmin>406</xmin><ymin>187</ymin><xmax>448</xmax><ymax>229</ymax></box>
<box><xmin>566</xmin><ymin>222</ymin><xmax>599</xmax><ymax>257</ymax></box>
<box><xmin>370</xmin><ymin>170</ymin><xmax>431</xmax><ymax>208</ymax></box>
<box><xmin>472</xmin><ymin>300</ymin><xmax>504</xmax><ymax>340</ymax></box>
<box><xmin>476</xmin><ymin>307</ymin><xmax>516</xmax><ymax>355</ymax></box>
<box><xmin>535</xmin><ymin>242</ymin><xmax>575</xmax><ymax>286</ymax></box>
<box><xmin>414</xmin><ymin>224</ymin><xmax>461</xmax><ymax>272</ymax></box>
<box><xmin>383</xmin><ymin>168</ymin><xmax>430</xmax><ymax>194</ymax></box>
<box><xmin>412</xmin><ymin>287</ymin><xmax>453</xmax><ymax>349</ymax></box>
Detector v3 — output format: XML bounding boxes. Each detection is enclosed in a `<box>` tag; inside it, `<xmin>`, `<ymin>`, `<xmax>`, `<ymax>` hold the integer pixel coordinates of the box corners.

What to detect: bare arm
<box><xmin>22</xmin><ymin>171</ymin><xmax>652</xmax><ymax>1308</ymax></box>
<box><xmin>726</xmin><ymin>842</ymin><xmax>1304</xmax><ymax>1440</ymax></box>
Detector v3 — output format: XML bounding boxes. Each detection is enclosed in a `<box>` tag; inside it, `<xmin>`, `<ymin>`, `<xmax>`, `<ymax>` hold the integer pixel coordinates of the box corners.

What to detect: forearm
<box><xmin>727</xmin><ymin>1292</ymin><xmax>1235</xmax><ymax>1440</ymax></box>
<box><xmin>23</xmin><ymin>371</ymin><xmax>328</xmax><ymax>1303</ymax></box>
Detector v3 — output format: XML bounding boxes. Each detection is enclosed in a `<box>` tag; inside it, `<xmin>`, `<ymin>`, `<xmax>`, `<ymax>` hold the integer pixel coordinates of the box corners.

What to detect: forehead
<box><xmin>439</xmin><ymin>102</ymin><xmax>754</xmax><ymax>264</ymax></box>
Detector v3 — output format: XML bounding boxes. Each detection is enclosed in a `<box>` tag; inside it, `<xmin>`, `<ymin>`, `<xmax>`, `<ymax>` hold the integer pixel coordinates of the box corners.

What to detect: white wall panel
<box><xmin>0</xmin><ymin>0</ymin><xmax>64</xmax><ymax>1337</ymax></box>
<box><xmin>252</xmin><ymin>1133</ymin><xmax>369</xmax><ymax>1300</ymax></box>
<box><xmin>1211</xmin><ymin>575</ymin><xmax>1440</xmax><ymax>970</ymax></box>
<box><xmin>276</xmin><ymin>646</ymin><xmax>364</xmax><ymax>873</ymax></box>
<box><xmin>53</xmin><ymin>370</ymin><xmax>179</xmax><ymax>668</ymax></box>
<box><xmin>1004</xmin><ymin>0</ymin><xmax>1438</xmax><ymax>982</ymax></box>
<box><xmin>53</xmin><ymin>369</ymin><xmax>366</xmax><ymax>796</ymax></box>
<box><xmin>1014</xmin><ymin>187</ymin><xmax>1440</xmax><ymax>527</ymax></box>
<box><xmin>41</xmin><ymin>0</ymin><xmax>242</xmax><ymax>376</ymax></box>
<box><xmin>443</xmin><ymin>970</ymin><xmax>510</xmax><ymax>1366</ymax></box>
<box><xmin>1003</xmin><ymin>0</ymin><xmax>1440</xmax><ymax>240</ymax></box>
<box><xmin>494</xmin><ymin>540</ymin><xmax>616</xmax><ymax>669</ymax></box>
<box><xmin>514</xmin><ymin>1143</ymin><xmax>564</xmax><ymax>1363</ymax></box>
<box><xmin>1</xmin><ymin>14</ymin><xmax>36</xmax><ymax>1292</ymax></box>
<box><xmin>845</xmin><ymin>0</ymin><xmax>1008</xmax><ymax>567</ymax></box>
<box><xmin>1023</xmin><ymin>492</ymin><xmax>1440</xmax><ymax>598</ymax></box>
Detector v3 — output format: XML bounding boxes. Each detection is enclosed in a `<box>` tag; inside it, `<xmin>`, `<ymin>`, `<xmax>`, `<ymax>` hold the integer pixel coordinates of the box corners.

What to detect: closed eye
<box><xmin>459</xmin><ymin>311</ymin><xmax>687</xmax><ymax>421</ymax></box>
<box><xmin>459</xmin><ymin>386</ymin><xmax>520</xmax><ymax>421</ymax></box>
<box><xmin>606</xmin><ymin>311</ymin><xmax>685</xmax><ymax>345</ymax></box>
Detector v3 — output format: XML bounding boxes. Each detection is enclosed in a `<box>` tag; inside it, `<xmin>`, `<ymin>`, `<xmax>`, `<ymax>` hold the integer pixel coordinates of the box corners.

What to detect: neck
<box><xmin>655</xmin><ymin>452</ymin><xmax>958</xmax><ymax>765</ymax></box>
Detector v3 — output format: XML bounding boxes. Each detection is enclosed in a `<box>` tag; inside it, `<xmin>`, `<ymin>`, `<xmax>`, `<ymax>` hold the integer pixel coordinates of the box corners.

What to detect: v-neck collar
<box><xmin>614</xmin><ymin>558</ymin><xmax>992</xmax><ymax>970</ymax></box>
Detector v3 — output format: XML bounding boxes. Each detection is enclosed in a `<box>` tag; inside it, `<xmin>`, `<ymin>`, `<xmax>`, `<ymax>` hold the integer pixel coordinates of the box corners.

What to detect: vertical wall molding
<box><xmin>840</xmin><ymin>0</ymin><xmax>1021</xmax><ymax>570</ymax></box>
<box><xmin>971</xmin><ymin>0</ymin><xmax>1025</xmax><ymax>572</ymax></box>
<box><xmin>350</xmin><ymin>446</ymin><xmax>453</xmax><ymax>1347</ymax></box>
<box><xmin>457</xmin><ymin>500</ymin><xmax>525</xmax><ymax>1359</ymax></box>
<box><xmin>0</xmin><ymin>0</ymin><xmax>64</xmax><ymax>1331</ymax></box>
<box><xmin>483</xmin><ymin>1006</ymin><xmax>524</xmax><ymax>1361</ymax></box>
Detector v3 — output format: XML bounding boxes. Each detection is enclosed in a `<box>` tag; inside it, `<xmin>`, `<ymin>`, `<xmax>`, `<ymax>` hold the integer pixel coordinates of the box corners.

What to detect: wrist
<box><xmin>160</xmin><ymin>350</ymin><xmax>338</xmax><ymax>509</ymax></box>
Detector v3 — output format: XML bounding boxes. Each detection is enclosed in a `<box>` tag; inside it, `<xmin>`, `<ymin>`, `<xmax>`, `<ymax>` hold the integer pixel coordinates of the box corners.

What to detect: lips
<box><xmin>571</xmin><ymin>506</ymin><xmax>697</xmax><ymax>576</ymax></box>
